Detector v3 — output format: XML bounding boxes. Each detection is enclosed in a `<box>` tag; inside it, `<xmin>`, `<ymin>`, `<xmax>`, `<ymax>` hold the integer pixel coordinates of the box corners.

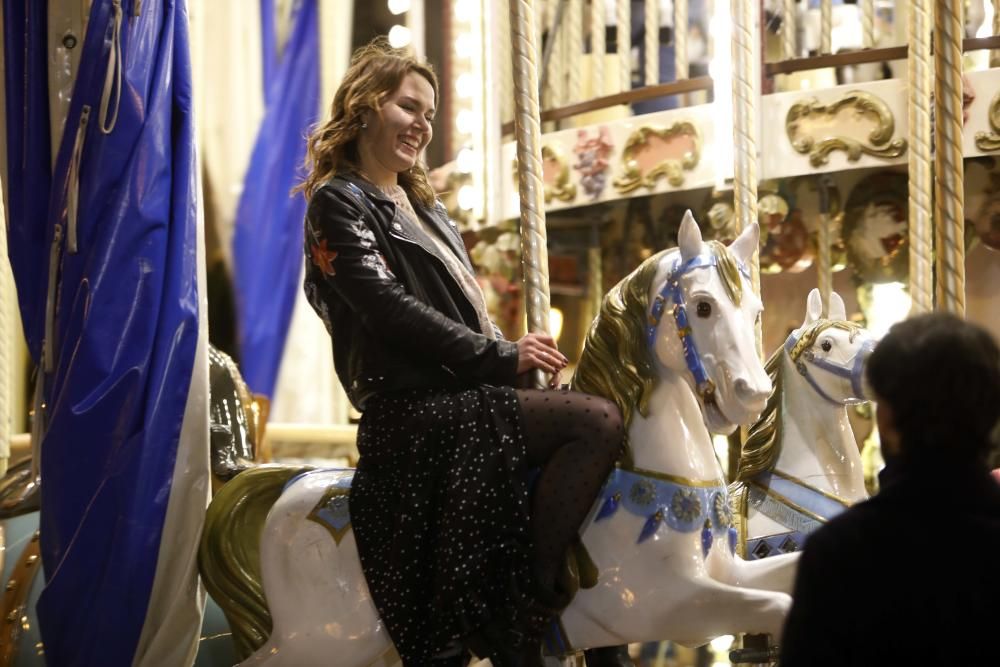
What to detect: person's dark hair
<box><xmin>867</xmin><ymin>313</ymin><xmax>1000</xmax><ymax>461</ymax></box>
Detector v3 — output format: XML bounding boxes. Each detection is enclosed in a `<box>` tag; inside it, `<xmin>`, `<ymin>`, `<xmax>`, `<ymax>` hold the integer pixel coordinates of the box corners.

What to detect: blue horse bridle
<box><xmin>646</xmin><ymin>253</ymin><xmax>751</xmax><ymax>404</ymax></box>
<box><xmin>784</xmin><ymin>323</ymin><xmax>874</xmax><ymax>406</ymax></box>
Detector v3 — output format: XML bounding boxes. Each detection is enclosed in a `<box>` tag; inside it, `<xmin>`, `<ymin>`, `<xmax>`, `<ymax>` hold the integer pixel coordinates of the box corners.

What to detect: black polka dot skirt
<box><xmin>350</xmin><ymin>385</ymin><xmax>533</xmax><ymax>665</ymax></box>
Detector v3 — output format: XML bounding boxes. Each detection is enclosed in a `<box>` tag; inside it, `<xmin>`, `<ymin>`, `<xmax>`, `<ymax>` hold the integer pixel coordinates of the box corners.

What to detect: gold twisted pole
<box><xmin>509</xmin><ymin>0</ymin><xmax>553</xmax><ymax>383</ymax></box>
<box><xmin>782</xmin><ymin>0</ymin><xmax>796</xmax><ymax>60</ymax></box>
<box><xmin>934</xmin><ymin>0</ymin><xmax>965</xmax><ymax>315</ymax></box>
<box><xmin>550</xmin><ymin>1</ymin><xmax>565</xmax><ymax>109</ymax></box>
<box><xmin>0</xmin><ymin>178</ymin><xmax>10</xmax><ymax>477</ymax></box>
<box><xmin>644</xmin><ymin>0</ymin><xmax>659</xmax><ymax>86</ymax></box>
<box><xmin>588</xmin><ymin>225</ymin><xmax>603</xmax><ymax>329</ymax></box>
<box><xmin>731</xmin><ymin>0</ymin><xmax>761</xmax><ymax>354</ymax></box>
<box><xmin>500</xmin><ymin>2</ymin><xmax>514</xmax><ymax>126</ymax></box>
<box><xmin>591</xmin><ymin>0</ymin><xmax>606</xmax><ymax>97</ymax></box>
<box><xmin>817</xmin><ymin>211</ymin><xmax>833</xmax><ymax>317</ymax></box>
<box><xmin>820</xmin><ymin>0</ymin><xmax>832</xmax><ymax>54</ymax></box>
<box><xmin>675</xmin><ymin>0</ymin><xmax>689</xmax><ymax>80</ymax></box>
<box><xmin>908</xmin><ymin>0</ymin><xmax>934</xmax><ymax>315</ymax></box>
<box><xmin>992</xmin><ymin>0</ymin><xmax>1000</xmax><ymax>68</ymax></box>
<box><xmin>730</xmin><ymin>0</ymin><xmax>759</xmax><ymax>284</ymax></box>
<box><xmin>567</xmin><ymin>0</ymin><xmax>583</xmax><ymax>102</ymax></box>
<box><xmin>862</xmin><ymin>0</ymin><xmax>875</xmax><ymax>48</ymax></box>
<box><xmin>617</xmin><ymin>0</ymin><xmax>630</xmax><ymax>93</ymax></box>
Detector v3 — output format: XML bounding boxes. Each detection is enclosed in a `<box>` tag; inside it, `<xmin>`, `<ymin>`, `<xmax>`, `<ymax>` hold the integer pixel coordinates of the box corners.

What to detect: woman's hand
<box><xmin>515</xmin><ymin>332</ymin><xmax>568</xmax><ymax>376</ymax></box>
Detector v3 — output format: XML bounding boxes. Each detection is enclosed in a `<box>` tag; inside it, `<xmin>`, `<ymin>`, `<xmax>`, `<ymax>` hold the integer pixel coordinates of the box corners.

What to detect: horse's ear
<box><xmin>828</xmin><ymin>291</ymin><xmax>847</xmax><ymax>320</ymax></box>
<box><xmin>729</xmin><ymin>222</ymin><xmax>760</xmax><ymax>266</ymax></box>
<box><xmin>678</xmin><ymin>209</ymin><xmax>703</xmax><ymax>260</ymax></box>
<box><xmin>803</xmin><ymin>288</ymin><xmax>822</xmax><ymax>326</ymax></box>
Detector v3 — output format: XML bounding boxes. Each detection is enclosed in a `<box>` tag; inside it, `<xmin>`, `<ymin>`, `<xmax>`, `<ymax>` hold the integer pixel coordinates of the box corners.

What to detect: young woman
<box><xmin>299</xmin><ymin>39</ymin><xmax>623</xmax><ymax>666</ymax></box>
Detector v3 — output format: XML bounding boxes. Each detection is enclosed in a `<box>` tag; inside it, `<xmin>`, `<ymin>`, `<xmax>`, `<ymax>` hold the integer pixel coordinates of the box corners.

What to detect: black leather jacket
<box><xmin>303</xmin><ymin>174</ymin><xmax>518</xmax><ymax>410</ymax></box>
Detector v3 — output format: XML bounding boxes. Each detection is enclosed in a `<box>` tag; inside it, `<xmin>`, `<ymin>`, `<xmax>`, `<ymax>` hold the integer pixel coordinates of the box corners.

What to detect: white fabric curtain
<box><xmin>269</xmin><ymin>0</ymin><xmax>354</xmax><ymax>428</ymax></box>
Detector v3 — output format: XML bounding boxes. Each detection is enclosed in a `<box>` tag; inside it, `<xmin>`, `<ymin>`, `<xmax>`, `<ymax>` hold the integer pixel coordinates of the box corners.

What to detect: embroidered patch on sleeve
<box><xmin>310</xmin><ymin>239</ymin><xmax>339</xmax><ymax>276</ymax></box>
<box><xmin>361</xmin><ymin>252</ymin><xmax>395</xmax><ymax>281</ymax></box>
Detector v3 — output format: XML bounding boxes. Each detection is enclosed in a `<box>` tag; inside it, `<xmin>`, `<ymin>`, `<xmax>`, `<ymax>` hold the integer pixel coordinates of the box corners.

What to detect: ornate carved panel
<box><xmin>974</xmin><ymin>91</ymin><xmax>1000</xmax><ymax>153</ymax></box>
<box><xmin>613</xmin><ymin>122</ymin><xmax>701</xmax><ymax>194</ymax></box>
<box><xmin>785</xmin><ymin>91</ymin><xmax>907</xmax><ymax>167</ymax></box>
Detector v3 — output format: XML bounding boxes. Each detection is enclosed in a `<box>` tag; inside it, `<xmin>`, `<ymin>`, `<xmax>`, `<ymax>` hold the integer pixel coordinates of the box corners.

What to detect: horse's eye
<box><xmin>821</xmin><ymin>340</ymin><xmax>832</xmax><ymax>352</ymax></box>
<box><xmin>696</xmin><ymin>301</ymin><xmax>712</xmax><ymax>318</ymax></box>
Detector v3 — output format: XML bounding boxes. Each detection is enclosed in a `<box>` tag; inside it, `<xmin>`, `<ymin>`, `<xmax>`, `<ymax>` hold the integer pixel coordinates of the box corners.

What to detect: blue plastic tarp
<box><xmin>3</xmin><ymin>1</ymin><xmax>206</xmax><ymax>664</ymax></box>
<box><xmin>232</xmin><ymin>0</ymin><xmax>319</xmax><ymax>397</ymax></box>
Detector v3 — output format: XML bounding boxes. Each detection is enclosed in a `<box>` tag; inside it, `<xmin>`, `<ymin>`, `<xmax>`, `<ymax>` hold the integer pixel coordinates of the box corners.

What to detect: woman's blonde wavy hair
<box><xmin>295</xmin><ymin>37</ymin><xmax>439</xmax><ymax>207</ymax></box>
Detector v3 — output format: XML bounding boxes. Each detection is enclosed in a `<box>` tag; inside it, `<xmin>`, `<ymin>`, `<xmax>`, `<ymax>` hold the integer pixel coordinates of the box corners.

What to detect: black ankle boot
<box><xmin>464</xmin><ymin>573</ymin><xmax>571</xmax><ymax>667</ymax></box>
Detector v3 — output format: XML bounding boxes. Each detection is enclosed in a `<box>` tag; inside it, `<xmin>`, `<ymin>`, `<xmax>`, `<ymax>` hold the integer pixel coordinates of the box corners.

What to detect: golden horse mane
<box><xmin>733</xmin><ymin>319</ymin><xmax>865</xmax><ymax>482</ymax></box>
<box><xmin>572</xmin><ymin>241</ymin><xmax>744</xmax><ymax>465</ymax></box>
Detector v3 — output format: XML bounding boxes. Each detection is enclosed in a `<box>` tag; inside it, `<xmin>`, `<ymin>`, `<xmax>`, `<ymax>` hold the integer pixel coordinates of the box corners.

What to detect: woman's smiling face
<box><xmin>360</xmin><ymin>71</ymin><xmax>436</xmax><ymax>182</ymax></box>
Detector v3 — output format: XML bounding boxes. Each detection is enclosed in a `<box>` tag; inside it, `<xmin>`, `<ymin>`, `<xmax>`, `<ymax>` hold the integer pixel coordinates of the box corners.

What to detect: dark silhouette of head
<box><xmin>867</xmin><ymin>313</ymin><xmax>1000</xmax><ymax>463</ymax></box>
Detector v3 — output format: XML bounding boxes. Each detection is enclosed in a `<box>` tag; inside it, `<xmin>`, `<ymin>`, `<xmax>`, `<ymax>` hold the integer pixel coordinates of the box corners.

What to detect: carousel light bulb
<box><xmin>454</xmin><ymin>0</ymin><xmax>476</xmax><ymax>23</ymax></box>
<box><xmin>456</xmin><ymin>147</ymin><xmax>476</xmax><ymax>173</ymax></box>
<box><xmin>455</xmin><ymin>33</ymin><xmax>475</xmax><ymax>59</ymax></box>
<box><xmin>870</xmin><ymin>282</ymin><xmax>911</xmax><ymax>339</ymax></box>
<box><xmin>710</xmin><ymin>634</ymin><xmax>735</xmax><ymax>652</ymax></box>
<box><xmin>387</xmin><ymin>0</ymin><xmax>410</xmax><ymax>15</ymax></box>
<box><xmin>387</xmin><ymin>24</ymin><xmax>411</xmax><ymax>48</ymax></box>
<box><xmin>549</xmin><ymin>308</ymin><xmax>564</xmax><ymax>343</ymax></box>
<box><xmin>457</xmin><ymin>184</ymin><xmax>477</xmax><ymax>210</ymax></box>
<box><xmin>456</xmin><ymin>73</ymin><xmax>476</xmax><ymax>98</ymax></box>
<box><xmin>455</xmin><ymin>109</ymin><xmax>476</xmax><ymax>135</ymax></box>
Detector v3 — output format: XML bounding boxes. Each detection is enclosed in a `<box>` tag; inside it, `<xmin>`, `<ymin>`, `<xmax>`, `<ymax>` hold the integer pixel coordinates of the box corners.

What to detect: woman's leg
<box><xmin>515</xmin><ymin>389</ymin><xmax>624</xmax><ymax>596</ymax></box>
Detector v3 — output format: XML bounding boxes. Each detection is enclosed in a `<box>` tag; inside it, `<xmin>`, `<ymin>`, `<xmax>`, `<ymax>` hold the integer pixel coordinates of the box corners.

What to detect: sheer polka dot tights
<box><xmin>515</xmin><ymin>389</ymin><xmax>624</xmax><ymax>595</ymax></box>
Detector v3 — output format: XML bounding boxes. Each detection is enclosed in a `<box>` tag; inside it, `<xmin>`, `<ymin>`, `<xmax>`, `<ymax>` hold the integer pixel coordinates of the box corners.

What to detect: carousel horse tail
<box><xmin>198</xmin><ymin>464</ymin><xmax>313</xmax><ymax>659</ymax></box>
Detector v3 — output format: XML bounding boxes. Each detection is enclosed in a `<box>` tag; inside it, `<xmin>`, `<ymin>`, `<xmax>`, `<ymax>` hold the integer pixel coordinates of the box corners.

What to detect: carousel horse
<box><xmin>199</xmin><ymin>212</ymin><xmax>800</xmax><ymax>666</ymax></box>
<box><xmin>729</xmin><ymin>289</ymin><xmax>874</xmax><ymax>561</ymax></box>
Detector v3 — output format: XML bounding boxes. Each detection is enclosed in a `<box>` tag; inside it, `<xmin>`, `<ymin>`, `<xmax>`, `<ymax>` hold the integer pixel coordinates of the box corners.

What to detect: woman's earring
<box><xmin>361</xmin><ymin>121</ymin><xmax>368</xmax><ymax>129</ymax></box>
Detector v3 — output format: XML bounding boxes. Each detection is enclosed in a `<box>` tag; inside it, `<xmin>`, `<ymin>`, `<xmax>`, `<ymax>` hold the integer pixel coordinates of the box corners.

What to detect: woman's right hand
<box><xmin>515</xmin><ymin>332</ymin><xmax>568</xmax><ymax>375</ymax></box>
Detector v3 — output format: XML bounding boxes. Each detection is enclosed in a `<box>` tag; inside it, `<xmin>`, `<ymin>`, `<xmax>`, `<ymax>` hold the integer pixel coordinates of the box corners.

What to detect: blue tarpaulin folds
<box><xmin>2</xmin><ymin>1</ymin><xmax>208</xmax><ymax>664</ymax></box>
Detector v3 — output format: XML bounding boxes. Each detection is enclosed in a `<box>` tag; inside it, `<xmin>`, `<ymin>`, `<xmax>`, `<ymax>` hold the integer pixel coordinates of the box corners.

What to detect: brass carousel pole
<box><xmin>992</xmin><ymin>0</ymin><xmax>1000</xmax><ymax>69</ymax></box>
<box><xmin>908</xmin><ymin>0</ymin><xmax>934</xmax><ymax>315</ymax></box>
<box><xmin>590</xmin><ymin>0</ymin><xmax>605</xmax><ymax>97</ymax></box>
<box><xmin>616</xmin><ymin>0</ymin><xmax>630</xmax><ymax>93</ymax></box>
<box><xmin>675</xmin><ymin>0</ymin><xmax>689</xmax><ymax>80</ymax></box>
<box><xmin>645</xmin><ymin>0</ymin><xmax>659</xmax><ymax>86</ymax></box>
<box><xmin>731</xmin><ymin>0</ymin><xmax>761</xmax><ymax>306</ymax></box>
<box><xmin>781</xmin><ymin>0</ymin><xmax>796</xmax><ymax>60</ymax></box>
<box><xmin>861</xmin><ymin>0</ymin><xmax>875</xmax><ymax>49</ymax></box>
<box><xmin>509</xmin><ymin>0</ymin><xmax>553</xmax><ymax>388</ymax></box>
<box><xmin>730</xmin><ymin>0</ymin><xmax>761</xmax><ymax>491</ymax></box>
<box><xmin>820</xmin><ymin>0</ymin><xmax>832</xmax><ymax>54</ymax></box>
<box><xmin>0</xmin><ymin>177</ymin><xmax>10</xmax><ymax>478</ymax></box>
<box><xmin>816</xmin><ymin>176</ymin><xmax>834</xmax><ymax>316</ymax></box>
<box><xmin>934</xmin><ymin>0</ymin><xmax>965</xmax><ymax>315</ymax></box>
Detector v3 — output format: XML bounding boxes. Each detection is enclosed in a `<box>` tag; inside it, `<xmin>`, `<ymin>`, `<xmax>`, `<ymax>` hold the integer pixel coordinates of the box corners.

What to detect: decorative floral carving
<box><xmin>572</xmin><ymin>127</ymin><xmax>614</xmax><ymax>200</ymax></box>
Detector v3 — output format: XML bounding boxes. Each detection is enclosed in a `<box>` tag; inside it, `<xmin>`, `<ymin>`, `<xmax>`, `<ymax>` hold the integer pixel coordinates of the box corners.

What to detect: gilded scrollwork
<box><xmin>785</xmin><ymin>91</ymin><xmax>908</xmax><ymax>167</ymax></box>
<box><xmin>613</xmin><ymin>122</ymin><xmax>701</xmax><ymax>194</ymax></box>
<box><xmin>974</xmin><ymin>91</ymin><xmax>1000</xmax><ymax>152</ymax></box>
<box><xmin>541</xmin><ymin>144</ymin><xmax>577</xmax><ymax>203</ymax></box>
<box><xmin>510</xmin><ymin>144</ymin><xmax>578</xmax><ymax>204</ymax></box>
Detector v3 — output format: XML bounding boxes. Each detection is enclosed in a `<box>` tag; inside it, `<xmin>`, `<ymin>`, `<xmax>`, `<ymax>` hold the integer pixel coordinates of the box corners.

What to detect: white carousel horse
<box><xmin>199</xmin><ymin>212</ymin><xmax>799</xmax><ymax>666</ymax></box>
<box><xmin>730</xmin><ymin>289</ymin><xmax>875</xmax><ymax>561</ymax></box>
